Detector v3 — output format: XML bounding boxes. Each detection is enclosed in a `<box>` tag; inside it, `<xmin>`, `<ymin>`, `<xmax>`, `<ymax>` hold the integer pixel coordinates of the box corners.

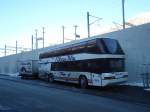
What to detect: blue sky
<box><xmin>0</xmin><ymin>0</ymin><xmax>149</xmax><ymax>54</ymax></box>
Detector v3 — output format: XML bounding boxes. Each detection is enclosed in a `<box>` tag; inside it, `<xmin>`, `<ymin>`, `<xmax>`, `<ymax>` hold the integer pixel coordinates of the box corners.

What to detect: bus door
<box><xmin>92</xmin><ymin>73</ymin><xmax>102</xmax><ymax>86</ymax></box>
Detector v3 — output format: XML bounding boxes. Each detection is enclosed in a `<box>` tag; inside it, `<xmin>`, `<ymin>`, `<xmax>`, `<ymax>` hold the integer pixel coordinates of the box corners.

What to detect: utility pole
<box><xmin>42</xmin><ymin>27</ymin><xmax>45</xmax><ymax>48</ymax></box>
<box><xmin>35</xmin><ymin>29</ymin><xmax>38</xmax><ymax>49</ymax></box>
<box><xmin>87</xmin><ymin>12</ymin><xmax>90</xmax><ymax>38</ymax></box>
<box><xmin>122</xmin><ymin>0</ymin><xmax>125</xmax><ymax>29</ymax></box>
<box><xmin>62</xmin><ymin>26</ymin><xmax>65</xmax><ymax>44</ymax></box>
<box><xmin>16</xmin><ymin>40</ymin><xmax>17</xmax><ymax>54</ymax></box>
<box><xmin>87</xmin><ymin>11</ymin><xmax>102</xmax><ymax>38</ymax></box>
<box><xmin>4</xmin><ymin>44</ymin><xmax>6</xmax><ymax>56</ymax></box>
<box><xmin>31</xmin><ymin>35</ymin><xmax>33</xmax><ymax>50</ymax></box>
<box><xmin>74</xmin><ymin>25</ymin><xmax>78</xmax><ymax>40</ymax></box>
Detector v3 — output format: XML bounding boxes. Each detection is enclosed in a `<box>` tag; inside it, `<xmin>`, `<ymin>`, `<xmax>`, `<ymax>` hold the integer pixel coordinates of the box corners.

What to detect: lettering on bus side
<box><xmin>55</xmin><ymin>55</ymin><xmax>75</xmax><ymax>62</ymax></box>
<box><xmin>68</xmin><ymin>55</ymin><xmax>75</xmax><ymax>61</ymax></box>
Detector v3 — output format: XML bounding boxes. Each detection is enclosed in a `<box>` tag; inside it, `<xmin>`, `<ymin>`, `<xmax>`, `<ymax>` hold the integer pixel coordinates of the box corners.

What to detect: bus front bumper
<box><xmin>101</xmin><ymin>77</ymin><xmax>128</xmax><ymax>86</ymax></box>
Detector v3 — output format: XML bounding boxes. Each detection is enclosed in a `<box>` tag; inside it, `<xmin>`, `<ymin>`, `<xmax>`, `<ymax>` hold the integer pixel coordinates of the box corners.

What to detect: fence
<box><xmin>140</xmin><ymin>64</ymin><xmax>150</xmax><ymax>88</ymax></box>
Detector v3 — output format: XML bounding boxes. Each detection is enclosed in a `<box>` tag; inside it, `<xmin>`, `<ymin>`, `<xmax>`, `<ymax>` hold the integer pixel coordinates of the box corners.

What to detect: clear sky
<box><xmin>0</xmin><ymin>0</ymin><xmax>149</xmax><ymax>55</ymax></box>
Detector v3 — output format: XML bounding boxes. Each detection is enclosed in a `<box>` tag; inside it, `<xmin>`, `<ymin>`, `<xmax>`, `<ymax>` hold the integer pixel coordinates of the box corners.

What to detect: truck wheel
<box><xmin>21</xmin><ymin>75</ymin><xmax>26</xmax><ymax>79</ymax></box>
<box><xmin>79</xmin><ymin>76</ymin><xmax>88</xmax><ymax>89</ymax></box>
<box><xmin>49</xmin><ymin>74</ymin><xmax>54</xmax><ymax>83</ymax></box>
<box><xmin>21</xmin><ymin>67</ymin><xmax>26</xmax><ymax>73</ymax></box>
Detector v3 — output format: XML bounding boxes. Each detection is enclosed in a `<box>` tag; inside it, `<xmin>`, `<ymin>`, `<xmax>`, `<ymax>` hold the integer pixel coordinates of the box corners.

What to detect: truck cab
<box><xmin>18</xmin><ymin>60</ymin><xmax>38</xmax><ymax>78</ymax></box>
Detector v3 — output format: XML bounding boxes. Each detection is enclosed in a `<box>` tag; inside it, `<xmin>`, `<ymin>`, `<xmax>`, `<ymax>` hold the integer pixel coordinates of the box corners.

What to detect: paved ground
<box><xmin>0</xmin><ymin>76</ymin><xmax>150</xmax><ymax>112</ymax></box>
<box><xmin>1</xmin><ymin>75</ymin><xmax>150</xmax><ymax>106</ymax></box>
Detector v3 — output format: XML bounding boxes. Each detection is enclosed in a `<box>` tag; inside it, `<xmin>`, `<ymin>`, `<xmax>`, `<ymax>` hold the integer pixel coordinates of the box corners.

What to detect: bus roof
<box><xmin>39</xmin><ymin>37</ymin><xmax>124</xmax><ymax>59</ymax></box>
<box><xmin>45</xmin><ymin>37</ymin><xmax>108</xmax><ymax>51</ymax></box>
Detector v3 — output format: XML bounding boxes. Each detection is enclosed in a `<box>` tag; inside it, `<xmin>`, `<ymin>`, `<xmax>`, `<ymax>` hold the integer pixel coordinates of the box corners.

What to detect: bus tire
<box><xmin>79</xmin><ymin>76</ymin><xmax>88</xmax><ymax>89</ymax></box>
<box><xmin>49</xmin><ymin>74</ymin><xmax>54</xmax><ymax>83</ymax></box>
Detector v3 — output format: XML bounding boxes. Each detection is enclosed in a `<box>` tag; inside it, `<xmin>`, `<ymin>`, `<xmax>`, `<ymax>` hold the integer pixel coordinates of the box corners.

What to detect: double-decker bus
<box><xmin>38</xmin><ymin>37</ymin><xmax>128</xmax><ymax>88</ymax></box>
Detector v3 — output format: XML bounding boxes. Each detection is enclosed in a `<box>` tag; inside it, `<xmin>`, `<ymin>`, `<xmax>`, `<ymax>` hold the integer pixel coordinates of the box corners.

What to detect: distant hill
<box><xmin>107</xmin><ymin>12</ymin><xmax>150</xmax><ymax>32</ymax></box>
<box><xmin>128</xmin><ymin>12</ymin><xmax>150</xmax><ymax>26</ymax></box>
<box><xmin>94</xmin><ymin>12</ymin><xmax>150</xmax><ymax>35</ymax></box>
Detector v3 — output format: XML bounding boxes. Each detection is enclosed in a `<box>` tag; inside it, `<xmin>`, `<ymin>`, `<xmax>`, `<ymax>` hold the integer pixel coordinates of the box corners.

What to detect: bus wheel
<box><xmin>49</xmin><ymin>74</ymin><xmax>54</xmax><ymax>83</ymax></box>
<box><xmin>79</xmin><ymin>76</ymin><xmax>88</xmax><ymax>89</ymax></box>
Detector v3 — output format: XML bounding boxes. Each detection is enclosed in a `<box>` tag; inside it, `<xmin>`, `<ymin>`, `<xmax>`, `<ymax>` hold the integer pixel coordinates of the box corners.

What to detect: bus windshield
<box><xmin>108</xmin><ymin>59</ymin><xmax>124</xmax><ymax>72</ymax></box>
<box><xmin>96</xmin><ymin>38</ymin><xmax>124</xmax><ymax>54</ymax></box>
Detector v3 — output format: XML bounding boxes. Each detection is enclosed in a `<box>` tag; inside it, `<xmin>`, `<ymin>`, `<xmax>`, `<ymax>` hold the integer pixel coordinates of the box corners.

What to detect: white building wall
<box><xmin>0</xmin><ymin>23</ymin><xmax>150</xmax><ymax>83</ymax></box>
